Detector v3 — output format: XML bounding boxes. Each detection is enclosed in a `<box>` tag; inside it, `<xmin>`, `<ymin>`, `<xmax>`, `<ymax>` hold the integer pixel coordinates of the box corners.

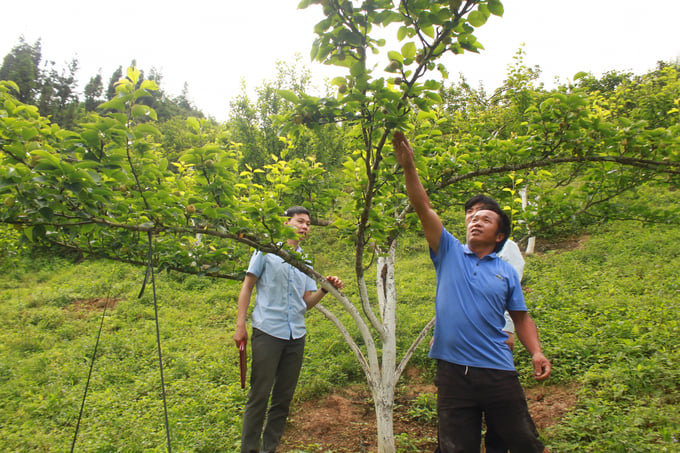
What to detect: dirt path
<box><xmin>280</xmin><ymin>376</ymin><xmax>577</xmax><ymax>452</ymax></box>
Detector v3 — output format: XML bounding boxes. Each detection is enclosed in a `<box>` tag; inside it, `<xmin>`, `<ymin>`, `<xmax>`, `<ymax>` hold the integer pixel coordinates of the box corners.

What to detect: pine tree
<box><xmin>84</xmin><ymin>73</ymin><xmax>104</xmax><ymax>111</ymax></box>
<box><xmin>0</xmin><ymin>37</ymin><xmax>42</xmax><ymax>104</ymax></box>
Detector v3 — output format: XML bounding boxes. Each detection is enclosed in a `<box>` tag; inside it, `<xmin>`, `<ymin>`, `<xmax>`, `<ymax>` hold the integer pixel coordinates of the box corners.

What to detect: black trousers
<box><xmin>435</xmin><ymin>360</ymin><xmax>544</xmax><ymax>453</ymax></box>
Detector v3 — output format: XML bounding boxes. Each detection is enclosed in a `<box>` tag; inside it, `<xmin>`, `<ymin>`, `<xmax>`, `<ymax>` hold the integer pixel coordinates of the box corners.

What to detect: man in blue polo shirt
<box><xmin>393</xmin><ymin>132</ymin><xmax>551</xmax><ymax>453</ymax></box>
<box><xmin>464</xmin><ymin>195</ymin><xmax>525</xmax><ymax>453</ymax></box>
<box><xmin>234</xmin><ymin>206</ymin><xmax>343</xmax><ymax>453</ymax></box>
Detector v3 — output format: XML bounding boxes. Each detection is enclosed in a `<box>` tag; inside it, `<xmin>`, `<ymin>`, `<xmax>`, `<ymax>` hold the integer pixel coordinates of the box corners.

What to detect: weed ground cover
<box><xmin>0</xmin><ymin>221</ymin><xmax>678</xmax><ymax>452</ymax></box>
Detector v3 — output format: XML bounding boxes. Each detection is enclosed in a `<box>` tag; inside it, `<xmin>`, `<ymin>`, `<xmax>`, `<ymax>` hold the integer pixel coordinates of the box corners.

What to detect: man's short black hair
<box><xmin>464</xmin><ymin>194</ymin><xmax>500</xmax><ymax>212</ymax></box>
<box><xmin>284</xmin><ymin>206</ymin><xmax>311</xmax><ymax>218</ymax></box>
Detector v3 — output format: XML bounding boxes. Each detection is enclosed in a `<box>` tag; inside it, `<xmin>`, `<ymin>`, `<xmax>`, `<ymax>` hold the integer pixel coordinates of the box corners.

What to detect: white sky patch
<box><xmin>2</xmin><ymin>0</ymin><xmax>678</xmax><ymax>121</ymax></box>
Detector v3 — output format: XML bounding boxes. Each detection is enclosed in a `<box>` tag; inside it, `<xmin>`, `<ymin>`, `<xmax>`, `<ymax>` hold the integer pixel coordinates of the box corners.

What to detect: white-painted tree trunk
<box><xmin>520</xmin><ymin>186</ymin><xmax>536</xmax><ymax>254</ymax></box>
<box><xmin>314</xmin><ymin>239</ymin><xmax>435</xmax><ymax>453</ymax></box>
<box><xmin>373</xmin><ymin>386</ymin><xmax>396</xmax><ymax>453</ymax></box>
<box><xmin>526</xmin><ymin>236</ymin><xmax>536</xmax><ymax>254</ymax></box>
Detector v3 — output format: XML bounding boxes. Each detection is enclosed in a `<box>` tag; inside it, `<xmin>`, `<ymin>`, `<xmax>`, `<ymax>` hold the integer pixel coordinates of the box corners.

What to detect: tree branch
<box><xmin>395</xmin><ymin>315</ymin><xmax>435</xmax><ymax>381</ymax></box>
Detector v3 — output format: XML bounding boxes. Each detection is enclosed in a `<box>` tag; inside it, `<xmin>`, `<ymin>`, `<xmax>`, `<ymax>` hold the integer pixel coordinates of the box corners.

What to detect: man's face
<box><xmin>466</xmin><ymin>209</ymin><xmax>504</xmax><ymax>247</ymax></box>
<box><xmin>465</xmin><ymin>202</ymin><xmax>487</xmax><ymax>226</ymax></box>
<box><xmin>285</xmin><ymin>213</ymin><xmax>311</xmax><ymax>241</ymax></box>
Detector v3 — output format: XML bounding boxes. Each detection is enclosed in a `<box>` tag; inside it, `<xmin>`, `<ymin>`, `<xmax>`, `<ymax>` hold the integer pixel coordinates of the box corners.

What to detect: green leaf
<box><xmin>187</xmin><ymin>117</ymin><xmax>201</xmax><ymax>133</ymax></box>
<box><xmin>81</xmin><ymin>223</ymin><xmax>96</xmax><ymax>234</ymax></box>
<box><xmin>139</xmin><ymin>80</ymin><xmax>158</xmax><ymax>91</ymax></box>
<box><xmin>135</xmin><ymin>123</ymin><xmax>160</xmax><ymax>136</ymax></box>
<box><xmin>32</xmin><ymin>150</ymin><xmax>60</xmax><ymax>167</ymax></box>
<box><xmin>378</xmin><ymin>10</ymin><xmax>404</xmax><ymax>27</ymax></box>
<box><xmin>131</xmin><ymin>104</ymin><xmax>157</xmax><ymax>121</ymax></box>
<box><xmin>424</xmin><ymin>91</ymin><xmax>442</xmax><ymax>103</ymax></box>
<box><xmin>278</xmin><ymin>90</ymin><xmax>299</xmax><ymax>103</ymax></box>
<box><xmin>126</xmin><ymin>66</ymin><xmax>140</xmax><ymax>85</ymax></box>
<box><xmin>20</xmin><ymin>126</ymin><xmax>39</xmax><ymax>141</ymax></box>
<box><xmin>467</xmin><ymin>11</ymin><xmax>487</xmax><ymax>27</ymax></box>
<box><xmin>350</xmin><ymin>62</ymin><xmax>365</xmax><ymax>77</ymax></box>
<box><xmin>417</xmin><ymin>110</ymin><xmax>437</xmax><ymax>121</ymax></box>
<box><xmin>98</xmin><ymin>97</ymin><xmax>126</xmax><ymax>112</ymax></box>
<box><xmin>424</xmin><ymin>80</ymin><xmax>442</xmax><ymax>90</ymax></box>
<box><xmin>310</xmin><ymin>41</ymin><xmax>320</xmax><ymax>60</ymax></box>
<box><xmin>38</xmin><ymin>207</ymin><xmax>54</xmax><ymax>221</ymax></box>
<box><xmin>437</xmin><ymin>63</ymin><xmax>450</xmax><ymax>79</ymax></box>
<box><xmin>421</xmin><ymin>25</ymin><xmax>435</xmax><ymax>39</ymax></box>
<box><xmin>401</xmin><ymin>42</ymin><xmax>417</xmax><ymax>60</ymax></box>
<box><xmin>449</xmin><ymin>0</ymin><xmax>463</xmax><ymax>11</ymax></box>
<box><xmin>388</xmin><ymin>51</ymin><xmax>403</xmax><ymax>63</ymax></box>
<box><xmin>338</xmin><ymin>29</ymin><xmax>364</xmax><ymax>47</ymax></box>
<box><xmin>487</xmin><ymin>0</ymin><xmax>504</xmax><ymax>16</ymax></box>
<box><xmin>314</xmin><ymin>17</ymin><xmax>333</xmax><ymax>34</ymax></box>
<box><xmin>3</xmin><ymin>98</ymin><xmax>16</xmax><ymax>114</ymax></box>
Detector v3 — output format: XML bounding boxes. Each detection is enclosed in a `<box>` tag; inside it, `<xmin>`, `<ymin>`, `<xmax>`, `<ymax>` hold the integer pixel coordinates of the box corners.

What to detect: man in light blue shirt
<box><xmin>234</xmin><ymin>206</ymin><xmax>343</xmax><ymax>453</ymax></box>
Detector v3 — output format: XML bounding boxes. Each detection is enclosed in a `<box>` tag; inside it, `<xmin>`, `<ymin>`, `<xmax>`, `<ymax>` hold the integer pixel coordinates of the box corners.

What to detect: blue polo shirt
<box><xmin>247</xmin><ymin>248</ymin><xmax>317</xmax><ymax>340</ymax></box>
<box><xmin>428</xmin><ymin>228</ymin><xmax>527</xmax><ymax>371</ymax></box>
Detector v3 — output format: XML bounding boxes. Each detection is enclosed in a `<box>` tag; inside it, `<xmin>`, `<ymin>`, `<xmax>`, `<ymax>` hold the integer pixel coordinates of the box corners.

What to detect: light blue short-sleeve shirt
<box><xmin>428</xmin><ymin>228</ymin><xmax>527</xmax><ymax>371</ymax></box>
<box><xmin>247</xmin><ymin>248</ymin><xmax>317</xmax><ymax>340</ymax></box>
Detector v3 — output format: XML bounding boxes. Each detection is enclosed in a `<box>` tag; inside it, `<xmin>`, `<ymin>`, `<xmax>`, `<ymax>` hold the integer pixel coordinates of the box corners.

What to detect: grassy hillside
<box><xmin>0</xmin><ymin>220</ymin><xmax>678</xmax><ymax>452</ymax></box>
<box><xmin>524</xmin><ymin>225</ymin><xmax>680</xmax><ymax>451</ymax></box>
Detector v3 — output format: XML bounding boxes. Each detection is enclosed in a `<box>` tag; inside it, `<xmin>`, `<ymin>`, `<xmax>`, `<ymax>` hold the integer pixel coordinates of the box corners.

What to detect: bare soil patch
<box><xmin>532</xmin><ymin>235</ymin><xmax>591</xmax><ymax>254</ymax></box>
<box><xmin>280</xmin><ymin>370</ymin><xmax>578</xmax><ymax>452</ymax></box>
<box><xmin>66</xmin><ymin>297</ymin><xmax>120</xmax><ymax>317</ymax></box>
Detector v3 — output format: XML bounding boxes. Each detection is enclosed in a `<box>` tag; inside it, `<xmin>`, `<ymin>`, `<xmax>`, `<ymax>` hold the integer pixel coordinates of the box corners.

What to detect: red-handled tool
<box><xmin>238</xmin><ymin>340</ymin><xmax>247</xmax><ymax>389</ymax></box>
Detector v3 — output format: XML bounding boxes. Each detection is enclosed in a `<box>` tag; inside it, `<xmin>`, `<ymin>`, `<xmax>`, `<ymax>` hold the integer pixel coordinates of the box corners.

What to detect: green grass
<box><xmin>0</xmin><ymin>221</ymin><xmax>678</xmax><ymax>451</ymax></box>
<box><xmin>521</xmin><ymin>224</ymin><xmax>680</xmax><ymax>451</ymax></box>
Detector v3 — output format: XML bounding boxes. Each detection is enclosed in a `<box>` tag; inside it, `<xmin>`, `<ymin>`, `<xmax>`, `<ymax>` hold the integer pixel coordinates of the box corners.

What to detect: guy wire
<box><xmin>70</xmin><ymin>269</ymin><xmax>115</xmax><ymax>452</ymax></box>
<box><xmin>144</xmin><ymin>231</ymin><xmax>173</xmax><ymax>452</ymax></box>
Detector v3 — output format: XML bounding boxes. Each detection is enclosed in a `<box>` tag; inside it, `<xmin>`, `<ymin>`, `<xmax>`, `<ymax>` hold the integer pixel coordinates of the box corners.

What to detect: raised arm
<box><xmin>392</xmin><ymin>131</ymin><xmax>443</xmax><ymax>254</ymax></box>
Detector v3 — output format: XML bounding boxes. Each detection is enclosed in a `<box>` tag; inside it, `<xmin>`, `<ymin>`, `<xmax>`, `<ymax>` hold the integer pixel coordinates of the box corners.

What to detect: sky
<box><xmin>2</xmin><ymin>0</ymin><xmax>679</xmax><ymax>122</ymax></box>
